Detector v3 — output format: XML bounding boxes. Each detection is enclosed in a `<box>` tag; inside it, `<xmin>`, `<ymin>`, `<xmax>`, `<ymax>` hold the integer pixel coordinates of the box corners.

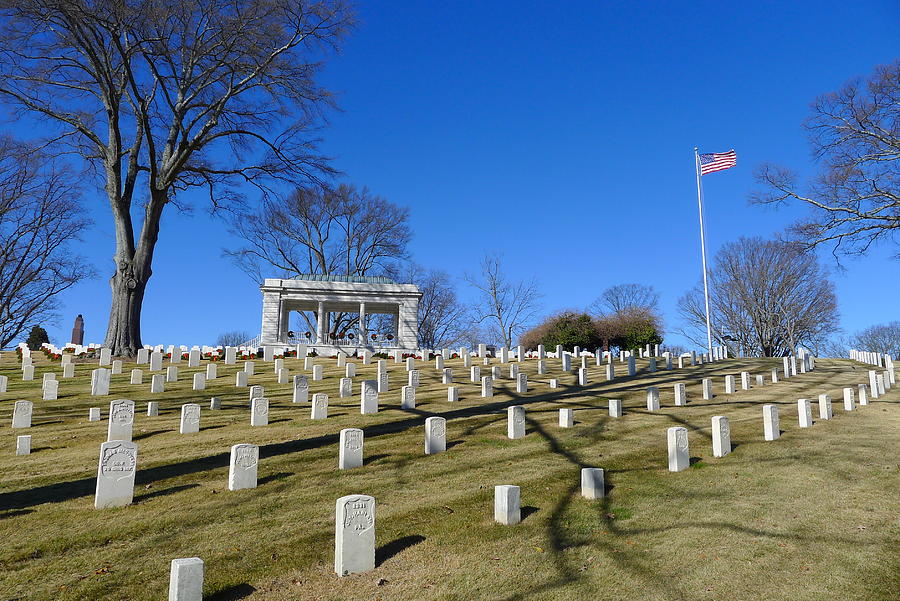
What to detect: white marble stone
<box><xmin>425</xmin><ymin>416</ymin><xmax>446</xmax><ymax>455</ymax></box>
<box><xmin>763</xmin><ymin>404</ymin><xmax>779</xmax><ymax>440</ymax></box>
<box><xmin>168</xmin><ymin>557</ymin><xmax>204</xmax><ymax>601</ymax></box>
<box><xmin>494</xmin><ymin>485</ymin><xmax>521</xmax><ymax>525</ymax></box>
<box><xmin>516</xmin><ymin>373</ymin><xmax>528</xmax><ymax>393</ymax></box>
<box><xmin>244</xmin><ymin>361</ymin><xmax>255</xmax><ymax>376</ymax></box>
<box><xmin>537</xmin><ymin>360</ymin><xmax>547</xmax><ymax>375</ymax></box>
<box><xmin>858</xmin><ymin>384</ymin><xmax>869</xmax><ymax>406</ymax></box>
<box><xmin>42</xmin><ymin>379</ymin><xmax>59</xmax><ymax>401</ymax></box>
<box><xmin>192</xmin><ymin>373</ymin><xmax>206</xmax><ymax>391</ymax></box>
<box><xmin>345</xmin><ymin>363</ymin><xmax>356</xmax><ymax>378</ymax></box>
<box><xmin>702</xmin><ymin>378</ymin><xmax>713</xmax><ymax>400</ymax></box>
<box><xmin>798</xmin><ymin>398</ymin><xmax>813</xmax><ymax>427</ymax></box>
<box><xmin>339</xmin><ymin>428</ymin><xmax>364</xmax><ymax>469</ymax></box>
<box><xmin>210</xmin><ymin>397</ymin><xmax>221</xmax><ymax>410</ymax></box>
<box><xmin>130</xmin><ymin>369</ymin><xmax>143</xmax><ymax>385</ymax></box>
<box><xmin>646</xmin><ymin>387</ymin><xmax>660</xmax><ymax>411</ymax></box>
<box><xmin>11</xmin><ymin>400</ymin><xmax>33</xmax><ymax>429</ymax></box>
<box><xmin>724</xmin><ymin>375</ymin><xmax>736</xmax><ymax>394</ymax></box>
<box><xmin>361</xmin><ymin>381</ymin><xmax>378</xmax><ymax>414</ymax></box>
<box><xmin>578</xmin><ymin>367</ymin><xmax>588</xmax><ymax>386</ymax></box>
<box><xmin>312</xmin><ymin>393</ymin><xmax>328</xmax><ymax>419</ymax></box>
<box><xmin>442</xmin><ymin>368</ymin><xmax>453</xmax><ymax>385</ymax></box>
<box><xmin>249</xmin><ymin>385</ymin><xmax>264</xmax><ymax>401</ymax></box>
<box><xmin>843</xmin><ymin>387</ymin><xmax>855</xmax><ymax>411</ymax></box>
<box><xmin>99</xmin><ymin>347</ymin><xmax>112</xmax><ymax>367</ymax></box>
<box><xmin>62</xmin><ymin>363</ymin><xmax>75</xmax><ymax>378</ymax></box>
<box><xmin>250</xmin><ymin>397</ymin><xmax>269</xmax><ymax>426</ymax></box>
<box><xmin>481</xmin><ymin>376</ymin><xmax>493</xmax><ymax>398</ymax></box>
<box><xmin>674</xmin><ymin>383</ymin><xmax>687</xmax><ymax>406</ymax></box>
<box><xmin>604</xmin><ymin>364</ymin><xmax>614</xmax><ymax>381</ymax></box>
<box><xmin>648</xmin><ymin>357</ymin><xmax>657</xmax><ymax>372</ymax></box>
<box><xmin>234</xmin><ymin>370</ymin><xmax>247</xmax><ymax>387</ymax></box>
<box><xmin>377</xmin><ymin>370</ymin><xmax>388</xmax><ymax>394</ymax></box>
<box><xmin>609</xmin><ymin>399</ymin><xmax>623</xmax><ymax>418</ymax></box>
<box><xmin>150</xmin><ymin>351</ymin><xmax>163</xmax><ymax>371</ymax></box>
<box><xmin>559</xmin><ymin>408</ymin><xmax>574</xmax><ymax>428</ymax></box>
<box><xmin>447</xmin><ymin>386</ymin><xmax>459</xmax><ymax>402</ymax></box>
<box><xmin>89</xmin><ymin>407</ymin><xmax>101</xmax><ymax>421</ymax></box>
<box><xmin>549</xmin><ymin>378</ymin><xmax>559</xmax><ymax>389</ymax></box>
<box><xmin>91</xmin><ymin>368</ymin><xmax>110</xmax><ymax>396</ymax></box>
<box><xmin>408</xmin><ymin>369</ymin><xmax>420</xmax><ymax>388</ymax></box>
<box><xmin>627</xmin><ymin>356</ymin><xmax>636</xmax><ymax>376</ymax></box>
<box><xmin>580</xmin><ymin>467</ymin><xmax>604</xmax><ymax>499</ymax></box>
<box><xmin>339</xmin><ymin>377</ymin><xmax>352</xmax><ymax>398</ymax></box>
<box><xmin>818</xmin><ymin>394</ymin><xmax>833</xmax><ymax>420</ymax></box>
<box><xmin>470</xmin><ymin>366</ymin><xmax>480</xmax><ymax>383</ymax></box>
<box><xmin>136</xmin><ymin>348</ymin><xmax>149</xmax><ymax>364</ymax></box>
<box><xmin>166</xmin><ymin>366</ymin><xmax>178</xmax><ymax>383</ymax></box>
<box><xmin>16</xmin><ymin>434</ymin><xmax>31</xmax><ymax>455</ymax></box>
<box><xmin>224</xmin><ymin>347</ymin><xmax>237</xmax><ymax>365</ymax></box>
<box><xmin>94</xmin><ymin>440</ymin><xmax>137</xmax><ymax>509</ymax></box>
<box><xmin>491</xmin><ymin>365</ymin><xmax>502</xmax><ymax>380</ymax></box>
<box><xmin>111</xmin><ymin>360</ymin><xmax>123</xmax><ymax>375</ymax></box>
<box><xmin>401</xmin><ymin>385</ymin><xmax>416</xmax><ymax>409</ymax></box>
<box><xmin>304</xmin><ymin>357</ymin><xmax>314</xmax><ymax>370</ymax></box>
<box><xmin>107</xmin><ymin>399</ymin><xmax>135</xmax><ymax>441</ymax></box>
<box><xmin>277</xmin><ymin>368</ymin><xmax>289</xmax><ymax>384</ymax></box>
<box><xmin>180</xmin><ymin>403</ymin><xmax>201</xmax><ymax>434</ymax></box>
<box><xmin>667</xmin><ymin>426</ymin><xmax>689</xmax><ymax>472</ymax></box>
<box><xmin>205</xmin><ymin>363</ymin><xmax>217</xmax><ymax>380</ymax></box>
<box><xmin>507</xmin><ymin>405</ymin><xmax>525</xmax><ymax>439</ymax></box>
<box><xmin>147</xmin><ymin>401</ymin><xmax>159</xmax><ymax>416</ymax></box>
<box><xmin>755</xmin><ymin>374</ymin><xmax>765</xmax><ymax>387</ymax></box>
<box><xmin>334</xmin><ymin>494</ymin><xmax>376</xmax><ymax>576</ymax></box>
<box><xmin>312</xmin><ymin>365</ymin><xmax>324</xmax><ymax>381</ymax></box>
<box><xmin>741</xmin><ymin>371</ymin><xmax>751</xmax><ymax>390</ymax></box>
<box><xmin>711</xmin><ymin>416</ymin><xmax>730</xmax><ymax>457</ymax></box>
<box><xmin>292</xmin><ymin>375</ymin><xmax>309</xmax><ymax>403</ymax></box>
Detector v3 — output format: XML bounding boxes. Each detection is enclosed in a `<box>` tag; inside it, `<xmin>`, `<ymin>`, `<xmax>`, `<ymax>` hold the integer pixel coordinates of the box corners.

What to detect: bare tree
<box><xmin>0</xmin><ymin>0</ymin><xmax>352</xmax><ymax>355</ymax></box>
<box><xmin>400</xmin><ymin>264</ymin><xmax>469</xmax><ymax>349</ymax></box>
<box><xmin>226</xmin><ymin>184</ymin><xmax>410</xmax><ymax>281</ymax></box>
<box><xmin>227</xmin><ymin>183</ymin><xmax>412</xmax><ymax>335</ymax></box>
<box><xmin>0</xmin><ymin>136</ymin><xmax>93</xmax><ymax>348</ymax></box>
<box><xmin>465</xmin><ymin>253</ymin><xmax>542</xmax><ymax>348</ymax></box>
<box><xmin>751</xmin><ymin>61</ymin><xmax>900</xmax><ymax>260</ymax></box>
<box><xmin>589</xmin><ymin>283</ymin><xmax>659</xmax><ymax>315</ymax></box>
<box><xmin>678</xmin><ymin>237</ymin><xmax>839</xmax><ymax>357</ymax></box>
<box><xmin>851</xmin><ymin>321</ymin><xmax>900</xmax><ymax>358</ymax></box>
<box><xmin>215</xmin><ymin>330</ymin><xmax>251</xmax><ymax>347</ymax></box>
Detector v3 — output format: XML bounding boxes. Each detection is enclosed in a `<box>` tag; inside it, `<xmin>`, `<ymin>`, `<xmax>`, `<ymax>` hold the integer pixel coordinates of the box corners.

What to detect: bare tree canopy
<box><xmin>226</xmin><ymin>183</ymin><xmax>411</xmax><ymax>282</ymax></box>
<box><xmin>851</xmin><ymin>321</ymin><xmax>900</xmax><ymax>358</ymax></box>
<box><xmin>215</xmin><ymin>330</ymin><xmax>251</xmax><ymax>347</ymax></box>
<box><xmin>465</xmin><ymin>253</ymin><xmax>542</xmax><ymax>348</ymax></box>
<box><xmin>401</xmin><ymin>264</ymin><xmax>468</xmax><ymax>349</ymax></box>
<box><xmin>752</xmin><ymin>61</ymin><xmax>900</xmax><ymax>259</ymax></box>
<box><xmin>589</xmin><ymin>283</ymin><xmax>660</xmax><ymax>316</ymax></box>
<box><xmin>0</xmin><ymin>0</ymin><xmax>352</xmax><ymax>355</ymax></box>
<box><xmin>678</xmin><ymin>237</ymin><xmax>839</xmax><ymax>357</ymax></box>
<box><xmin>0</xmin><ymin>136</ymin><xmax>93</xmax><ymax>348</ymax></box>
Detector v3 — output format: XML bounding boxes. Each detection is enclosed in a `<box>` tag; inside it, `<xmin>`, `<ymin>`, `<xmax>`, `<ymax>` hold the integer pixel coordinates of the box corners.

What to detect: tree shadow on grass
<box><xmin>520</xmin><ymin>506</ymin><xmax>539</xmax><ymax>521</ymax></box>
<box><xmin>0</xmin><ymin>508</ymin><xmax>33</xmax><ymax>520</ymax></box>
<box><xmin>132</xmin><ymin>429</ymin><xmax>167</xmax><ymax>441</ymax></box>
<box><xmin>206</xmin><ymin>583</ymin><xmax>257</xmax><ymax>600</ymax></box>
<box><xmin>134</xmin><ymin>483</ymin><xmax>199</xmax><ymax>503</ymax></box>
<box><xmin>258</xmin><ymin>472</ymin><xmax>293</xmax><ymax>486</ymax></box>
<box><xmin>363</xmin><ymin>453</ymin><xmax>390</xmax><ymax>466</ymax></box>
<box><xmin>375</xmin><ymin>535</ymin><xmax>426</xmax><ymax>567</ymax></box>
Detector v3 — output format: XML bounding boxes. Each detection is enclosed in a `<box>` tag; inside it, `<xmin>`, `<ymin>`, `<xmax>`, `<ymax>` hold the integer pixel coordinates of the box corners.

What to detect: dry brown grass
<box><xmin>0</xmin><ymin>352</ymin><xmax>897</xmax><ymax>600</ymax></box>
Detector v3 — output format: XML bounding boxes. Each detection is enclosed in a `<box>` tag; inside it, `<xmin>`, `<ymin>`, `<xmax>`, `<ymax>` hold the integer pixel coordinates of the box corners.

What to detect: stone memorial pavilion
<box><xmin>259</xmin><ymin>274</ymin><xmax>421</xmax><ymax>354</ymax></box>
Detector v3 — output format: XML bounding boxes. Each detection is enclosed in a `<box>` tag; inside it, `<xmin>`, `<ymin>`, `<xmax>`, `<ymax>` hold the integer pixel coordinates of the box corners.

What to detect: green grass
<box><xmin>0</xmin><ymin>353</ymin><xmax>898</xmax><ymax>600</ymax></box>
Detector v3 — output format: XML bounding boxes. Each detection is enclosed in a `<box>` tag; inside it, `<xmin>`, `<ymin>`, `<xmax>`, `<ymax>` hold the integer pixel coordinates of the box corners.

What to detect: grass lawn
<box><xmin>1</xmin><ymin>352</ymin><xmax>897</xmax><ymax>600</ymax></box>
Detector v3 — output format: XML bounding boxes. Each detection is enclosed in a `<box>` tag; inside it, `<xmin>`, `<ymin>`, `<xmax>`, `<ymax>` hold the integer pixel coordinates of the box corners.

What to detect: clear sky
<box><xmin>12</xmin><ymin>0</ymin><xmax>899</xmax><ymax>349</ymax></box>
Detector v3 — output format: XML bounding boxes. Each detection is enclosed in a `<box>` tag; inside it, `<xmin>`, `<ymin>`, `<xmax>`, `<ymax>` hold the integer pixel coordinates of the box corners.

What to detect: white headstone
<box><xmin>312</xmin><ymin>365</ymin><xmax>324</xmax><ymax>381</ymax></box>
<box><xmin>711</xmin><ymin>416</ymin><xmax>730</xmax><ymax>457</ymax></box>
<box><xmin>442</xmin><ymin>368</ymin><xmax>453</xmax><ymax>385</ymax></box>
<box><xmin>206</xmin><ymin>363</ymin><xmax>217</xmax><ymax>380</ymax></box>
<box><xmin>377</xmin><ymin>370</ymin><xmax>388</xmax><ymax>394</ymax></box>
<box><xmin>339</xmin><ymin>377</ymin><xmax>352</xmax><ymax>398</ymax></box>
<box><xmin>293</xmin><ymin>375</ymin><xmax>309</xmax><ymax>403</ymax></box>
<box><xmin>724</xmin><ymin>375</ymin><xmax>736</xmax><ymax>394</ymax></box>
<box><xmin>507</xmin><ymin>406</ymin><xmax>525</xmax><ymax>439</ymax></box>
<box><xmin>470</xmin><ymin>366</ymin><xmax>480</xmax><ymax>383</ymax></box>
<box><xmin>339</xmin><ymin>428</ymin><xmax>364</xmax><ymax>469</ymax></box>
<box><xmin>627</xmin><ymin>356</ymin><xmax>636</xmax><ymax>376</ymax></box>
<box><xmin>516</xmin><ymin>373</ymin><xmax>528</xmax><ymax>393</ymax></box>
<box><xmin>818</xmin><ymin>394</ymin><xmax>833</xmax><ymax>420</ymax></box>
<box><xmin>224</xmin><ymin>347</ymin><xmax>236</xmax><ymax>365</ymax></box>
<box><xmin>580</xmin><ymin>467</ymin><xmax>604</xmax><ymax>499</ymax></box>
<box><xmin>147</xmin><ymin>401</ymin><xmax>159</xmax><ymax>416</ymax></box>
<box><xmin>361</xmin><ymin>381</ymin><xmax>378</xmax><ymax>414</ymax></box>
<box><xmin>763</xmin><ymin>404</ymin><xmax>779</xmax><ymax>440</ymax></box>
<box><xmin>244</xmin><ymin>361</ymin><xmax>255</xmax><ymax>376</ymax></box>
<box><xmin>166</xmin><ymin>365</ymin><xmax>178</xmax><ymax>383</ymax></box>
<box><xmin>312</xmin><ymin>393</ymin><xmax>328</xmax><ymax>419</ymax></box>
<box><xmin>702</xmin><ymin>378</ymin><xmax>713</xmax><ymax>400</ymax></box>
<box><xmin>494</xmin><ymin>485</ymin><xmax>520</xmax><ymax>525</ymax></box>
<box><xmin>609</xmin><ymin>399</ymin><xmax>622</xmax><ymax>418</ymax></box>
<box><xmin>63</xmin><ymin>363</ymin><xmax>75</xmax><ymax>378</ymax></box>
<box><xmin>858</xmin><ymin>384</ymin><xmax>869</xmax><ymax>406</ymax></box>
<box><xmin>42</xmin><ymin>379</ymin><xmax>59</xmax><ymax>401</ymax></box>
<box><xmin>334</xmin><ymin>494</ymin><xmax>376</xmax><ymax>576</ymax></box>
<box><xmin>180</xmin><ymin>403</ymin><xmax>201</xmax><ymax>434</ymax></box>
<box><xmin>11</xmin><ymin>400</ymin><xmax>33</xmax><ymax>428</ymax></box>
<box><xmin>842</xmin><ymin>387</ymin><xmax>855</xmax><ymax>411</ymax></box>
<box><xmin>646</xmin><ymin>387</ymin><xmax>660</xmax><ymax>411</ymax></box>
<box><xmin>674</xmin><ymin>383</ymin><xmax>687</xmax><ymax>406</ymax></box>
<box><xmin>578</xmin><ymin>367</ymin><xmax>588</xmax><ymax>386</ymax></box>
<box><xmin>481</xmin><ymin>376</ymin><xmax>493</xmax><ymax>398</ymax></box>
<box><xmin>150</xmin><ymin>351</ymin><xmax>163</xmax><ymax>371</ymax></box>
<box><xmin>345</xmin><ymin>363</ymin><xmax>356</xmax><ymax>378</ymax></box>
<box><xmin>107</xmin><ymin>399</ymin><xmax>135</xmax><ymax>441</ymax></box>
<box><xmin>401</xmin><ymin>385</ymin><xmax>416</xmax><ymax>409</ymax></box>
<box><xmin>740</xmin><ymin>372</ymin><xmax>751</xmax><ymax>390</ymax></box>
<box><xmin>16</xmin><ymin>434</ymin><xmax>31</xmax><ymax>455</ymax></box>
<box><xmin>425</xmin><ymin>416</ymin><xmax>446</xmax><ymax>455</ymax></box>
<box><xmin>192</xmin><ymin>373</ymin><xmax>206</xmax><ymax>391</ymax></box>
<box><xmin>250</xmin><ymin>397</ymin><xmax>269</xmax><ymax>426</ymax></box>
<box><xmin>137</xmin><ymin>348</ymin><xmax>149</xmax><ymax>364</ymax></box>
<box><xmin>91</xmin><ymin>368</ymin><xmax>110</xmax><ymax>396</ymax></box>
<box><xmin>94</xmin><ymin>440</ymin><xmax>137</xmax><ymax>509</ymax></box>
<box><xmin>130</xmin><ymin>369</ymin><xmax>143</xmax><ymax>385</ymax></box>
<box><xmin>89</xmin><ymin>407</ymin><xmax>101</xmax><ymax>421</ymax></box>
<box><xmin>667</xmin><ymin>426</ymin><xmax>689</xmax><ymax>472</ymax></box>
<box><xmin>111</xmin><ymin>359</ymin><xmax>123</xmax><ymax>375</ymax></box>
<box><xmin>559</xmin><ymin>408</ymin><xmax>574</xmax><ymax>428</ymax></box>
<box><xmin>168</xmin><ymin>557</ymin><xmax>204</xmax><ymax>601</ymax></box>
<box><xmin>798</xmin><ymin>398</ymin><xmax>813</xmax><ymax>427</ymax></box>
<box><xmin>447</xmin><ymin>386</ymin><xmax>459</xmax><ymax>402</ymax></box>
<box><xmin>99</xmin><ymin>347</ymin><xmax>112</xmax><ymax>366</ymax></box>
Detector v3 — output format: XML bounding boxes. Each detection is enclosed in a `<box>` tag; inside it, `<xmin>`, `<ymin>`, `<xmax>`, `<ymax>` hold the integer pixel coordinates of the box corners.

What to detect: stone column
<box><xmin>260</xmin><ymin>291</ymin><xmax>280</xmax><ymax>344</ymax></box>
<box><xmin>316</xmin><ymin>301</ymin><xmax>326</xmax><ymax>344</ymax></box>
<box><xmin>359</xmin><ymin>301</ymin><xmax>367</xmax><ymax>341</ymax></box>
<box><xmin>397</xmin><ymin>297</ymin><xmax>419</xmax><ymax>350</ymax></box>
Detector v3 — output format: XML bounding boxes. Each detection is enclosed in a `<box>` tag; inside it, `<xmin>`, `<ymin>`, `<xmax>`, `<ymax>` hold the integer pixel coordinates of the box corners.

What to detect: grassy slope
<box><xmin>0</xmin><ymin>353</ymin><xmax>897</xmax><ymax>601</ymax></box>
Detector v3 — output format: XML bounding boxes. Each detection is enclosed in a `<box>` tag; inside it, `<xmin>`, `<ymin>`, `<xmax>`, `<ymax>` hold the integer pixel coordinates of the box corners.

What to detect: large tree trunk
<box><xmin>104</xmin><ymin>259</ymin><xmax>149</xmax><ymax>357</ymax></box>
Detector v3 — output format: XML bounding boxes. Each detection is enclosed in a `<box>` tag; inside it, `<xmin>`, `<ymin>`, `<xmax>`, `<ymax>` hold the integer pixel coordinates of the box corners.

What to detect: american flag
<box><xmin>699</xmin><ymin>150</ymin><xmax>737</xmax><ymax>175</ymax></box>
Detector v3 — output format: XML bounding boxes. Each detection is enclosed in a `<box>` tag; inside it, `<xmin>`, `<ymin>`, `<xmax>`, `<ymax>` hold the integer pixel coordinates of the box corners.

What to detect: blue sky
<box><xmin>10</xmin><ymin>0</ymin><xmax>899</xmax><ymax>349</ymax></box>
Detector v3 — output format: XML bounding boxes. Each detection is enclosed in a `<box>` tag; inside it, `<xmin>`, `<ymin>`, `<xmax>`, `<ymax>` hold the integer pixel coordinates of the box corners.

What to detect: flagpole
<box><xmin>694</xmin><ymin>148</ymin><xmax>714</xmax><ymax>357</ymax></box>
